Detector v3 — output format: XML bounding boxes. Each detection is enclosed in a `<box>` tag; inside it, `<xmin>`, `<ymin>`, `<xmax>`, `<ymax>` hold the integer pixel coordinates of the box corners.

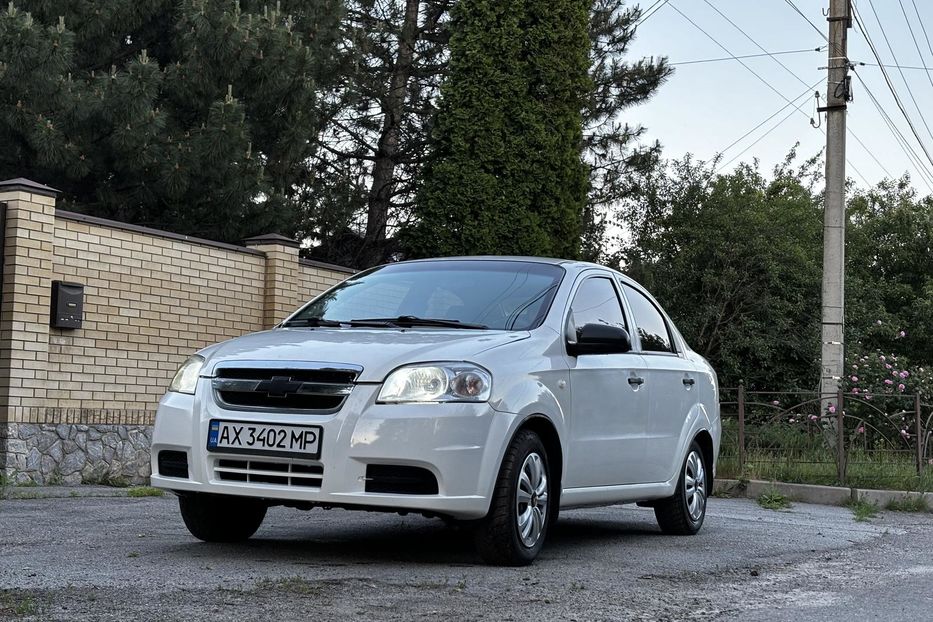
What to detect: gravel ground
<box><xmin>1</xmin><ymin>493</ymin><xmax>931</xmax><ymax>621</ymax></box>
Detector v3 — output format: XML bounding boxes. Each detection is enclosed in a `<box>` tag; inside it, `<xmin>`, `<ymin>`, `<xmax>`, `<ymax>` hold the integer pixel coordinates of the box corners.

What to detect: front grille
<box><xmin>214</xmin><ymin>458</ymin><xmax>323</xmax><ymax>488</ymax></box>
<box><xmin>212</xmin><ymin>365</ymin><xmax>359</xmax><ymax>412</ymax></box>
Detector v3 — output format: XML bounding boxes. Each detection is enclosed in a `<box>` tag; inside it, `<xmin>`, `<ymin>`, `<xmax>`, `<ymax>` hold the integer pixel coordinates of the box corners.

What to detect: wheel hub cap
<box><xmin>684</xmin><ymin>450</ymin><xmax>707</xmax><ymax>523</ymax></box>
<box><xmin>516</xmin><ymin>452</ymin><xmax>548</xmax><ymax>548</ymax></box>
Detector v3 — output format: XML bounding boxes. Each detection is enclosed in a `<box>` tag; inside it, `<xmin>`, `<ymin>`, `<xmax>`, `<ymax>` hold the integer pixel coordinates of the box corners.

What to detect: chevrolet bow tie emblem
<box><xmin>255</xmin><ymin>376</ymin><xmax>303</xmax><ymax>398</ymax></box>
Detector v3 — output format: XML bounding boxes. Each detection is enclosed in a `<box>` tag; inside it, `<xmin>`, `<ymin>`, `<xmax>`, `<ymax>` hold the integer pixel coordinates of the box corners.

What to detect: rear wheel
<box><xmin>654</xmin><ymin>441</ymin><xmax>708</xmax><ymax>535</ymax></box>
<box><xmin>178</xmin><ymin>493</ymin><xmax>267</xmax><ymax>542</ymax></box>
<box><xmin>474</xmin><ymin>430</ymin><xmax>552</xmax><ymax>566</ymax></box>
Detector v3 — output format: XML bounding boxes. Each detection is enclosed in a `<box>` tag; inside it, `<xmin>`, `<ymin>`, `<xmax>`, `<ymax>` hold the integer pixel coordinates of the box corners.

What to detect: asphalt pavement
<box><xmin>1</xmin><ymin>493</ymin><xmax>931</xmax><ymax>620</ymax></box>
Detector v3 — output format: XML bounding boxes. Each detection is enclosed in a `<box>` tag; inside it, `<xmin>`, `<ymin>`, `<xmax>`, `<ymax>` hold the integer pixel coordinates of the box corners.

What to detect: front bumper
<box><xmin>150</xmin><ymin>381</ymin><xmax>519</xmax><ymax>519</ymax></box>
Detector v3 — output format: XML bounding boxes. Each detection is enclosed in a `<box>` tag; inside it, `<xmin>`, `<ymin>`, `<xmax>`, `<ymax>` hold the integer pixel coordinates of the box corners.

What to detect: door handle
<box><xmin>682</xmin><ymin>378</ymin><xmax>695</xmax><ymax>386</ymax></box>
<box><xmin>628</xmin><ymin>377</ymin><xmax>645</xmax><ymax>386</ymax></box>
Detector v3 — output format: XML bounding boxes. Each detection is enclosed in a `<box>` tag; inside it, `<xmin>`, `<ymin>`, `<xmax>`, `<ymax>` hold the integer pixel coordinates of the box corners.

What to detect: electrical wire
<box><xmin>668</xmin><ymin>3</ymin><xmax>811</xmax><ymax>118</ymax></box>
<box><xmin>670</xmin><ymin>47</ymin><xmax>824</xmax><ymax>67</ymax></box>
<box><xmin>713</xmin><ymin>80</ymin><xmax>822</xmax><ymax>161</ymax></box>
<box><xmin>698</xmin><ymin>0</ymin><xmax>880</xmax><ymax>185</ymax></box>
<box><xmin>852</xmin><ymin>1</ymin><xmax>933</xmax><ymax>172</ymax></box>
<box><xmin>782</xmin><ymin>0</ymin><xmax>933</xmax><ymax>186</ymax></box>
<box><xmin>864</xmin><ymin>0</ymin><xmax>933</xmax><ymax>145</ymax></box>
<box><xmin>896</xmin><ymin>0</ymin><xmax>933</xmax><ymax>97</ymax></box>
<box><xmin>635</xmin><ymin>0</ymin><xmax>669</xmax><ymax>27</ymax></box>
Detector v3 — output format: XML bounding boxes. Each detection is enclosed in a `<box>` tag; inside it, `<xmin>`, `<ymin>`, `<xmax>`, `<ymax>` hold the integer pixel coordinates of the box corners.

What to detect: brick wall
<box><xmin>0</xmin><ymin>179</ymin><xmax>355</xmax><ymax>483</ymax></box>
<box><xmin>0</xmin><ymin>179</ymin><xmax>353</xmax><ymax>484</ymax></box>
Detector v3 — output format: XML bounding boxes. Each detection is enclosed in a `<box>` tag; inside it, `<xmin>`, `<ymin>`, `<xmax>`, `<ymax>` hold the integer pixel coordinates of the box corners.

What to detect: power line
<box><xmin>699</xmin><ymin>0</ymin><xmax>880</xmax><ymax>186</ymax></box>
<box><xmin>635</xmin><ymin>0</ymin><xmax>669</xmax><ymax>27</ymax></box>
<box><xmin>851</xmin><ymin>1</ymin><xmax>933</xmax><ymax>172</ymax></box>
<box><xmin>911</xmin><ymin>0</ymin><xmax>933</xmax><ymax>68</ymax></box>
<box><xmin>668</xmin><ymin>3</ymin><xmax>812</xmax><ymax>118</ymax></box>
<box><xmin>852</xmin><ymin>69</ymin><xmax>933</xmax><ymax>190</ymax></box>
<box><xmin>713</xmin><ymin>80</ymin><xmax>821</xmax><ymax>160</ymax></box>
<box><xmin>897</xmin><ymin>0</ymin><xmax>933</xmax><ymax>94</ymax></box>
<box><xmin>781</xmin><ymin>0</ymin><xmax>933</xmax><ymax>185</ymax></box>
<box><xmin>670</xmin><ymin>47</ymin><xmax>824</xmax><ymax>67</ymax></box>
<box><xmin>864</xmin><ymin>0</ymin><xmax>933</xmax><ymax>145</ymax></box>
<box><xmin>784</xmin><ymin>0</ymin><xmax>829</xmax><ymax>44</ymax></box>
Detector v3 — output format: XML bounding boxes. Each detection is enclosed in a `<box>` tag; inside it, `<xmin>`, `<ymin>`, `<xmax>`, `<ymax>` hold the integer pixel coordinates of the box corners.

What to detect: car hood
<box><xmin>199</xmin><ymin>327</ymin><xmax>530</xmax><ymax>381</ymax></box>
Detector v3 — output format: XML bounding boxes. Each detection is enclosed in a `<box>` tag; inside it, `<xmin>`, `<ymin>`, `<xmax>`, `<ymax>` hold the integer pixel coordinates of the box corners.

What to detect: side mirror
<box><xmin>567</xmin><ymin>323</ymin><xmax>632</xmax><ymax>356</ymax></box>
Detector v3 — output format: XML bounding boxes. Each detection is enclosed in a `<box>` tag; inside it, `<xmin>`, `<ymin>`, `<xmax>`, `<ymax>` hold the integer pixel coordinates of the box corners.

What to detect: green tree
<box><xmin>0</xmin><ymin>0</ymin><xmax>341</xmax><ymax>242</ymax></box>
<box><xmin>580</xmin><ymin>0</ymin><xmax>671</xmax><ymax>262</ymax></box>
<box><xmin>300</xmin><ymin>0</ymin><xmax>453</xmax><ymax>268</ymax></box>
<box><xmin>846</xmin><ymin>177</ymin><xmax>933</xmax><ymax>363</ymax></box>
<box><xmin>620</xmin><ymin>155</ymin><xmax>824</xmax><ymax>389</ymax></box>
<box><xmin>402</xmin><ymin>0</ymin><xmax>592</xmax><ymax>258</ymax></box>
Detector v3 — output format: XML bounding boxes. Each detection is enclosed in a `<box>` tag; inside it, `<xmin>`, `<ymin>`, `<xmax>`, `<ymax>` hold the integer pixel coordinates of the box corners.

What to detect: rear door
<box><xmin>620</xmin><ymin>282</ymin><xmax>700</xmax><ymax>483</ymax></box>
<box><xmin>564</xmin><ymin>274</ymin><xmax>651</xmax><ymax>487</ymax></box>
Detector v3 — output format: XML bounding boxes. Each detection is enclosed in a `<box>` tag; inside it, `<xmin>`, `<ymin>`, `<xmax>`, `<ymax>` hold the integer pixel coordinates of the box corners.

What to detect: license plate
<box><xmin>207</xmin><ymin>420</ymin><xmax>322</xmax><ymax>459</ymax></box>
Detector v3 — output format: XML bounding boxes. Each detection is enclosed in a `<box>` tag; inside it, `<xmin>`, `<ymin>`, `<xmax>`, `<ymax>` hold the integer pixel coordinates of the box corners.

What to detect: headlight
<box><xmin>378</xmin><ymin>363</ymin><xmax>492</xmax><ymax>403</ymax></box>
<box><xmin>169</xmin><ymin>355</ymin><xmax>205</xmax><ymax>394</ymax></box>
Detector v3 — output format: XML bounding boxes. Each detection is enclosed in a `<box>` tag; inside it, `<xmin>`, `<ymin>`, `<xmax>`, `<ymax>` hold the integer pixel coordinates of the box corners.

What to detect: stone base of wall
<box><xmin>0</xmin><ymin>423</ymin><xmax>153</xmax><ymax>485</ymax></box>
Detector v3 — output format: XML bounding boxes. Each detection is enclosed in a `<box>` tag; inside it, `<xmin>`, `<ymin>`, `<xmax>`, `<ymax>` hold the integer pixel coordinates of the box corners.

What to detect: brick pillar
<box><xmin>0</xmin><ymin>178</ymin><xmax>59</xmax><ymax>424</ymax></box>
<box><xmin>244</xmin><ymin>233</ymin><xmax>301</xmax><ymax>329</ymax></box>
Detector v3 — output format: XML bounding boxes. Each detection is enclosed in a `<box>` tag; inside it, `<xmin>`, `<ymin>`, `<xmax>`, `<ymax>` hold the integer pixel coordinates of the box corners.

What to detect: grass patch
<box><xmin>0</xmin><ymin>591</ymin><xmax>39</xmax><ymax>617</ymax></box>
<box><xmin>127</xmin><ymin>486</ymin><xmax>164</xmax><ymax>498</ymax></box>
<box><xmin>15</xmin><ymin>480</ymin><xmax>38</xmax><ymax>487</ymax></box>
<box><xmin>847</xmin><ymin>498</ymin><xmax>879</xmax><ymax>522</ymax></box>
<box><xmin>885</xmin><ymin>496</ymin><xmax>930</xmax><ymax>513</ymax></box>
<box><xmin>757</xmin><ymin>487</ymin><xmax>791</xmax><ymax>510</ymax></box>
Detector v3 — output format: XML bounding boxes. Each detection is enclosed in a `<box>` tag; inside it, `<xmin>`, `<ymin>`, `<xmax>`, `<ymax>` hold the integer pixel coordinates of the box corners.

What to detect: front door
<box><xmin>564</xmin><ymin>275</ymin><xmax>652</xmax><ymax>488</ymax></box>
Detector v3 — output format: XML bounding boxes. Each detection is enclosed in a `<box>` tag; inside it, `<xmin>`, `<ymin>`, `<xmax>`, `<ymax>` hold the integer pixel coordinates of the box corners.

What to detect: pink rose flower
<box><xmin>900</xmin><ymin>371</ymin><xmax>909</xmax><ymax>378</ymax></box>
<box><xmin>851</xmin><ymin>376</ymin><xmax>858</xmax><ymax>382</ymax></box>
<box><xmin>899</xmin><ymin>330</ymin><xmax>906</xmax><ymax>337</ymax></box>
<box><xmin>857</xmin><ymin>426</ymin><xmax>865</xmax><ymax>433</ymax></box>
<box><xmin>852</xmin><ymin>388</ymin><xmax>860</xmax><ymax>394</ymax></box>
<box><xmin>828</xmin><ymin>404</ymin><xmax>837</xmax><ymax>414</ymax></box>
<box><xmin>898</xmin><ymin>383</ymin><xmax>906</xmax><ymax>392</ymax></box>
<box><xmin>880</xmin><ymin>355</ymin><xmax>886</xmax><ymax>361</ymax></box>
<box><xmin>809</xmin><ymin>414</ymin><xmax>818</xmax><ymax>421</ymax></box>
<box><xmin>885</xmin><ymin>379</ymin><xmax>894</xmax><ymax>385</ymax></box>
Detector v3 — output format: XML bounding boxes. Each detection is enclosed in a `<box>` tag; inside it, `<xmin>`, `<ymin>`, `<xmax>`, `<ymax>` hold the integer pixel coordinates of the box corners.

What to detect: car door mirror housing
<box><xmin>567</xmin><ymin>323</ymin><xmax>632</xmax><ymax>356</ymax></box>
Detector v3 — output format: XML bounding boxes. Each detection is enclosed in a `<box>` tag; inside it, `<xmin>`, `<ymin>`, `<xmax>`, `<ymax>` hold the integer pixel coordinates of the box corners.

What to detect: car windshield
<box><xmin>288</xmin><ymin>260</ymin><xmax>565</xmax><ymax>331</ymax></box>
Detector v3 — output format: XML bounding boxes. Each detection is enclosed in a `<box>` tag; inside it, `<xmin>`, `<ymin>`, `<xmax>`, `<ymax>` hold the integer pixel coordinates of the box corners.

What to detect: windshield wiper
<box><xmin>349</xmin><ymin>315</ymin><xmax>489</xmax><ymax>329</ymax></box>
<box><xmin>280</xmin><ymin>317</ymin><xmax>344</xmax><ymax>328</ymax></box>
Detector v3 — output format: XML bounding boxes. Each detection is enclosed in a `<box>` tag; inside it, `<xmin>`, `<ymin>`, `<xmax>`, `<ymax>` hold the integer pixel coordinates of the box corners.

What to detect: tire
<box><xmin>474</xmin><ymin>429</ymin><xmax>552</xmax><ymax>566</ymax></box>
<box><xmin>654</xmin><ymin>440</ymin><xmax>708</xmax><ymax>535</ymax></box>
<box><xmin>178</xmin><ymin>493</ymin><xmax>267</xmax><ymax>542</ymax></box>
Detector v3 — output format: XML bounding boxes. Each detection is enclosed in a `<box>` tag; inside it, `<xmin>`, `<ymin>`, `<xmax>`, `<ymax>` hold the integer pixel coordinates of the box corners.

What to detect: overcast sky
<box><xmin>626</xmin><ymin>0</ymin><xmax>933</xmax><ymax>193</ymax></box>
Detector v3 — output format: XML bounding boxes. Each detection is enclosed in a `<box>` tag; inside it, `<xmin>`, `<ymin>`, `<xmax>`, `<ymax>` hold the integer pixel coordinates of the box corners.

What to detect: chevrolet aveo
<box><xmin>151</xmin><ymin>257</ymin><xmax>720</xmax><ymax>565</ymax></box>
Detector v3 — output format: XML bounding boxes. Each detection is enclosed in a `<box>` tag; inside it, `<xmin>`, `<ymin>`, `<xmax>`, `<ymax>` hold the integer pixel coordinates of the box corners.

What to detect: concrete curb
<box><xmin>714</xmin><ymin>478</ymin><xmax>932</xmax><ymax>510</ymax></box>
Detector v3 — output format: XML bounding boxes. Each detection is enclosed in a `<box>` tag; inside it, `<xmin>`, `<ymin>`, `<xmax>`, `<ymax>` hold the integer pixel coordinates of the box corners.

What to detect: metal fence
<box><xmin>720</xmin><ymin>385</ymin><xmax>932</xmax><ymax>490</ymax></box>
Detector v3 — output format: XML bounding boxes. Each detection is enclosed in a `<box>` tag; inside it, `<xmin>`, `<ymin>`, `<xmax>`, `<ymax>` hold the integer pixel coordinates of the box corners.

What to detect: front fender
<box><xmin>488</xmin><ymin>372</ymin><xmax>570</xmax><ymax>485</ymax></box>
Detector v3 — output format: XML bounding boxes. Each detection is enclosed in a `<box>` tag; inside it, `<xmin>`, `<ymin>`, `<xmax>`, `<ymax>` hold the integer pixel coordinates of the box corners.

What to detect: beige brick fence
<box><xmin>0</xmin><ymin>178</ymin><xmax>353</xmax><ymax>485</ymax></box>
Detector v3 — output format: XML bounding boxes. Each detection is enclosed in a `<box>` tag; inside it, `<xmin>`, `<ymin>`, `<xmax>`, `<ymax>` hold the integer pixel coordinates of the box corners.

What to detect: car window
<box><xmin>291</xmin><ymin>260</ymin><xmax>565</xmax><ymax>331</ymax></box>
<box><xmin>622</xmin><ymin>284</ymin><xmax>675</xmax><ymax>353</ymax></box>
<box><xmin>568</xmin><ymin>277</ymin><xmax>627</xmax><ymax>337</ymax></box>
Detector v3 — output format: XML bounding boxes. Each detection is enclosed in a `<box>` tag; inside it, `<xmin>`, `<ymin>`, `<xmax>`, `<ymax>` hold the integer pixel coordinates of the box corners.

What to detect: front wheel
<box><xmin>474</xmin><ymin>430</ymin><xmax>552</xmax><ymax>566</ymax></box>
<box><xmin>654</xmin><ymin>441</ymin><xmax>708</xmax><ymax>535</ymax></box>
<box><xmin>178</xmin><ymin>493</ymin><xmax>267</xmax><ymax>542</ymax></box>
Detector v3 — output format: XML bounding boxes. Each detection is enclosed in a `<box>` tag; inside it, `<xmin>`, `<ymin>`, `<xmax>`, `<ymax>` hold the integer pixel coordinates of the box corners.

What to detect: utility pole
<box><xmin>819</xmin><ymin>0</ymin><xmax>851</xmax><ymax>404</ymax></box>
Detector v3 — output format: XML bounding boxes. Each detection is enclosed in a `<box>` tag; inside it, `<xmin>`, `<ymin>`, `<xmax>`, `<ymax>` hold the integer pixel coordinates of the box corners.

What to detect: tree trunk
<box><xmin>360</xmin><ymin>0</ymin><xmax>421</xmax><ymax>267</ymax></box>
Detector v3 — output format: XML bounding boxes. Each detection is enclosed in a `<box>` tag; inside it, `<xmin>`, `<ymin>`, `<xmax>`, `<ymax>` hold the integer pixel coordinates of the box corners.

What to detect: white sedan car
<box><xmin>151</xmin><ymin>257</ymin><xmax>720</xmax><ymax>565</ymax></box>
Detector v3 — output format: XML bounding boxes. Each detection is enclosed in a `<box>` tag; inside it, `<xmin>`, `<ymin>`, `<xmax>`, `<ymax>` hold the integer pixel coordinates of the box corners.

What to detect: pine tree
<box><xmin>0</xmin><ymin>1</ymin><xmax>342</xmax><ymax>242</ymax></box>
<box><xmin>402</xmin><ymin>0</ymin><xmax>592</xmax><ymax>258</ymax></box>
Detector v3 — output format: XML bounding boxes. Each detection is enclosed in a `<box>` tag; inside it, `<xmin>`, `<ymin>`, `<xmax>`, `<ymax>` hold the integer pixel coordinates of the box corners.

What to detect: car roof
<box><xmin>394</xmin><ymin>255</ymin><xmax>609</xmax><ymax>271</ymax></box>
